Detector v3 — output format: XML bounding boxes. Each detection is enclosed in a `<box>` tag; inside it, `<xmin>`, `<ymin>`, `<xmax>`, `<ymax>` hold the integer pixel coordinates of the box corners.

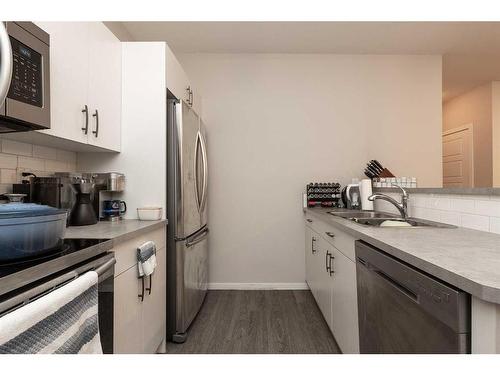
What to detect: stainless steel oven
<box><xmin>0</xmin><ymin>22</ymin><xmax>50</xmax><ymax>133</ymax></box>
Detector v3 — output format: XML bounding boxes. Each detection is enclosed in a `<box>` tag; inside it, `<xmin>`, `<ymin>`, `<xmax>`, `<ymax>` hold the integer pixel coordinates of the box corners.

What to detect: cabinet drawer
<box><xmin>305</xmin><ymin>213</ymin><xmax>356</xmax><ymax>262</ymax></box>
<box><xmin>113</xmin><ymin>227</ymin><xmax>166</xmax><ymax>276</ymax></box>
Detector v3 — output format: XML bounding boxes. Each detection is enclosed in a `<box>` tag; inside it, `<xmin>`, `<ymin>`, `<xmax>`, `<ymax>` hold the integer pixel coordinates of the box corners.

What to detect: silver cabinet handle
<box><xmin>326</xmin><ymin>251</ymin><xmax>331</xmax><ymax>272</ymax></box>
<box><xmin>0</xmin><ymin>23</ymin><xmax>12</xmax><ymax>105</ymax></box>
<box><xmin>329</xmin><ymin>254</ymin><xmax>335</xmax><ymax>276</ymax></box>
<box><xmin>81</xmin><ymin>105</ymin><xmax>89</xmax><ymax>134</ymax></box>
<box><xmin>186</xmin><ymin>86</ymin><xmax>192</xmax><ymax>106</ymax></box>
<box><xmin>311</xmin><ymin>237</ymin><xmax>316</xmax><ymax>254</ymax></box>
<box><xmin>92</xmin><ymin>109</ymin><xmax>99</xmax><ymax>137</ymax></box>
<box><xmin>325</xmin><ymin>231</ymin><xmax>335</xmax><ymax>238</ymax></box>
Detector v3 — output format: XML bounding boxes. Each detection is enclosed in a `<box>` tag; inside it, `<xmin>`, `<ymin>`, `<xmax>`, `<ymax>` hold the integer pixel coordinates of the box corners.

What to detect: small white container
<box><xmin>137</xmin><ymin>207</ymin><xmax>163</xmax><ymax>221</ymax></box>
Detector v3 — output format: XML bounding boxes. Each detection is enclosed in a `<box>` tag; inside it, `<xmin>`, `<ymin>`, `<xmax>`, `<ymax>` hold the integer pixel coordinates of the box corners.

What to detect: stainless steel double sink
<box><xmin>328</xmin><ymin>211</ymin><xmax>456</xmax><ymax>228</ymax></box>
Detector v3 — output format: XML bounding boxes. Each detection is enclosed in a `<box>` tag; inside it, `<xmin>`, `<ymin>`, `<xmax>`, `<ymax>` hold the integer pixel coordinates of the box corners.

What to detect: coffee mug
<box><xmin>103</xmin><ymin>200</ymin><xmax>127</xmax><ymax>217</ymax></box>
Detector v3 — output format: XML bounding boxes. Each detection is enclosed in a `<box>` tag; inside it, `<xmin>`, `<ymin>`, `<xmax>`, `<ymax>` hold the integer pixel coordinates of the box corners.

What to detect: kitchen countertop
<box><xmin>64</xmin><ymin>219</ymin><xmax>167</xmax><ymax>245</ymax></box>
<box><xmin>306</xmin><ymin>207</ymin><xmax>500</xmax><ymax>304</ymax></box>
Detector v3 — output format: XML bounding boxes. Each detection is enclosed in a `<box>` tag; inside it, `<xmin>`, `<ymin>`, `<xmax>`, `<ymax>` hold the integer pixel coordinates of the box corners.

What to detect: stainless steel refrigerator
<box><xmin>167</xmin><ymin>98</ymin><xmax>209</xmax><ymax>343</ymax></box>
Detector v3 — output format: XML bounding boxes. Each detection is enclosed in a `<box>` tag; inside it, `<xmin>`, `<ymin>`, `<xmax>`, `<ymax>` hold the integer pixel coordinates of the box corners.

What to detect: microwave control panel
<box><xmin>7</xmin><ymin>36</ymin><xmax>43</xmax><ymax>108</ymax></box>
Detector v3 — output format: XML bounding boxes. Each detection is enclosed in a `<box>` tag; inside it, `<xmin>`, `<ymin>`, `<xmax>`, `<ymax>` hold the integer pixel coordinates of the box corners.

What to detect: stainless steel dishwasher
<box><xmin>355</xmin><ymin>240</ymin><xmax>470</xmax><ymax>354</ymax></box>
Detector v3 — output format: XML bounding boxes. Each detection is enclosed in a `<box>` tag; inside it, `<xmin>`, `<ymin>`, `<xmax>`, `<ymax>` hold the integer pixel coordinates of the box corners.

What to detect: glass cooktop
<box><xmin>0</xmin><ymin>238</ymin><xmax>110</xmax><ymax>279</ymax></box>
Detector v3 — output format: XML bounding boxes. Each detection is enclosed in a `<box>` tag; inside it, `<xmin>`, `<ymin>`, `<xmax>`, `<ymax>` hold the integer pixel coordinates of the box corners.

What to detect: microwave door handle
<box><xmin>0</xmin><ymin>23</ymin><xmax>13</xmax><ymax>104</ymax></box>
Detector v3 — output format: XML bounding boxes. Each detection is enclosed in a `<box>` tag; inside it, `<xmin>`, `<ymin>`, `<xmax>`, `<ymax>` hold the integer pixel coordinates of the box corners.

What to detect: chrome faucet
<box><xmin>368</xmin><ymin>184</ymin><xmax>409</xmax><ymax>219</ymax></box>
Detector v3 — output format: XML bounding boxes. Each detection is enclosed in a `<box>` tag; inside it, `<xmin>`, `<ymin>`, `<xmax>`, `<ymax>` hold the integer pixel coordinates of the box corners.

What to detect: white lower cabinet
<box><xmin>330</xmin><ymin>245</ymin><xmax>360</xmax><ymax>354</ymax></box>
<box><xmin>304</xmin><ymin>217</ymin><xmax>360</xmax><ymax>353</ymax></box>
<box><xmin>113</xmin><ymin>227</ymin><xmax>167</xmax><ymax>354</ymax></box>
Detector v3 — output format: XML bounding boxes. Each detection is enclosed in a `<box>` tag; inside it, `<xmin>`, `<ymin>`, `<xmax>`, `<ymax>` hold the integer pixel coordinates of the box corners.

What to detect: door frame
<box><xmin>442</xmin><ymin>123</ymin><xmax>474</xmax><ymax>188</ymax></box>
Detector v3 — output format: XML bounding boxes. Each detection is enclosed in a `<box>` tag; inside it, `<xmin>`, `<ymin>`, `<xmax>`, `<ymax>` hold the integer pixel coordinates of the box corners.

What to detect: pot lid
<box><xmin>0</xmin><ymin>203</ymin><xmax>67</xmax><ymax>219</ymax></box>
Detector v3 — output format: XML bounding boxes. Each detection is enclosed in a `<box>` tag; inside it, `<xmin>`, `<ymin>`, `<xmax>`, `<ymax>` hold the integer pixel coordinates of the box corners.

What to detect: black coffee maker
<box><xmin>69</xmin><ymin>181</ymin><xmax>98</xmax><ymax>226</ymax></box>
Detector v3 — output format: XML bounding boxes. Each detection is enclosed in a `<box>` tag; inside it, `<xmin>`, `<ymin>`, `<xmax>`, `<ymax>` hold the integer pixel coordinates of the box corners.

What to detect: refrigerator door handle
<box><xmin>194</xmin><ymin>131</ymin><xmax>202</xmax><ymax>212</ymax></box>
<box><xmin>186</xmin><ymin>227</ymin><xmax>209</xmax><ymax>248</ymax></box>
<box><xmin>199</xmin><ymin>131</ymin><xmax>208</xmax><ymax>213</ymax></box>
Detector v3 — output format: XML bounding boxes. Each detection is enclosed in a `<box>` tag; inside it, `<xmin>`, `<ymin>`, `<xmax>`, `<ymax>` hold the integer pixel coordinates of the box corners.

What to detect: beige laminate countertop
<box><xmin>64</xmin><ymin>219</ymin><xmax>167</xmax><ymax>246</ymax></box>
<box><xmin>306</xmin><ymin>207</ymin><xmax>500</xmax><ymax>304</ymax></box>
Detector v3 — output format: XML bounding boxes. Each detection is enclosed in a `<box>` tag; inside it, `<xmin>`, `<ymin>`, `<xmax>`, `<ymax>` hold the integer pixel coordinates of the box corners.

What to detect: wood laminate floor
<box><xmin>165</xmin><ymin>290</ymin><xmax>341</xmax><ymax>354</ymax></box>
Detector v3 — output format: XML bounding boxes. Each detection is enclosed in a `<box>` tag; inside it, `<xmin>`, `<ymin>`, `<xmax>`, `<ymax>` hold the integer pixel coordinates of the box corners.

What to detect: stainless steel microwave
<box><xmin>0</xmin><ymin>22</ymin><xmax>50</xmax><ymax>133</ymax></box>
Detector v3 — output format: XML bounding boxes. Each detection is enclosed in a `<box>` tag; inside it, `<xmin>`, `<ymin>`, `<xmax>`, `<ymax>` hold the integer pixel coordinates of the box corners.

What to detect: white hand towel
<box><xmin>0</xmin><ymin>271</ymin><xmax>102</xmax><ymax>354</ymax></box>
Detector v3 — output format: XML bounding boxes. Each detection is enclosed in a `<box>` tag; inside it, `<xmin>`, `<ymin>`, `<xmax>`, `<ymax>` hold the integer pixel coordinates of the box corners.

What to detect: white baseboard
<box><xmin>207</xmin><ymin>282</ymin><xmax>309</xmax><ymax>290</ymax></box>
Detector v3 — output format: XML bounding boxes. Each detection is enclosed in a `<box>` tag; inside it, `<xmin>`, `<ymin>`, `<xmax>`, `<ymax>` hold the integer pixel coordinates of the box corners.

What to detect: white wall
<box><xmin>179</xmin><ymin>53</ymin><xmax>442</xmax><ymax>288</ymax></box>
<box><xmin>78</xmin><ymin>42</ymin><xmax>167</xmax><ymax>219</ymax></box>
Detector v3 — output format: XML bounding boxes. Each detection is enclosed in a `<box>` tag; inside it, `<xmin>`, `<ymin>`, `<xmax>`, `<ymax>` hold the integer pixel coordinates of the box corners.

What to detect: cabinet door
<box><xmin>113</xmin><ymin>266</ymin><xmax>144</xmax><ymax>353</ymax></box>
<box><xmin>315</xmin><ymin>236</ymin><xmax>333</xmax><ymax>330</ymax></box>
<box><xmin>305</xmin><ymin>225</ymin><xmax>317</xmax><ymax>296</ymax></box>
<box><xmin>331</xmin><ymin>246</ymin><xmax>360</xmax><ymax>354</ymax></box>
<box><xmin>166</xmin><ymin>44</ymin><xmax>190</xmax><ymax>102</ymax></box>
<box><xmin>190</xmin><ymin>85</ymin><xmax>202</xmax><ymax>116</ymax></box>
<box><xmin>35</xmin><ymin>22</ymin><xmax>90</xmax><ymax>144</ymax></box>
<box><xmin>142</xmin><ymin>246</ymin><xmax>167</xmax><ymax>353</ymax></box>
<box><xmin>87</xmin><ymin>22</ymin><xmax>122</xmax><ymax>151</ymax></box>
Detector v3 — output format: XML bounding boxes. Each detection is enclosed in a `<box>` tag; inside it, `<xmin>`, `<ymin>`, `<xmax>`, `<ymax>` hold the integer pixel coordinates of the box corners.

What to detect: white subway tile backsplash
<box><xmin>402</xmin><ymin>191</ymin><xmax>500</xmax><ymax>234</ymax></box>
<box><xmin>428</xmin><ymin>196</ymin><xmax>451</xmax><ymax>211</ymax></box>
<box><xmin>450</xmin><ymin>198</ymin><xmax>476</xmax><ymax>214</ymax></box>
<box><xmin>56</xmin><ymin>149</ymin><xmax>77</xmax><ymax>164</ymax></box>
<box><xmin>0</xmin><ymin>153</ymin><xmax>18</xmax><ymax>169</ymax></box>
<box><xmin>18</xmin><ymin>156</ymin><xmax>45</xmax><ymax>171</ymax></box>
<box><xmin>489</xmin><ymin>217</ymin><xmax>500</xmax><ymax>235</ymax></box>
<box><xmin>1</xmin><ymin>140</ymin><xmax>32</xmax><ymax>157</ymax></box>
<box><xmin>0</xmin><ymin>140</ymin><xmax>76</xmax><ymax>185</ymax></box>
<box><xmin>0</xmin><ymin>169</ymin><xmax>17</xmax><ymax>184</ymax></box>
<box><xmin>439</xmin><ymin>211</ymin><xmax>461</xmax><ymax>226</ymax></box>
<box><xmin>459</xmin><ymin>213</ymin><xmax>490</xmax><ymax>231</ymax></box>
<box><xmin>474</xmin><ymin>199</ymin><xmax>500</xmax><ymax>218</ymax></box>
<box><xmin>45</xmin><ymin>159</ymin><xmax>69</xmax><ymax>172</ymax></box>
<box><xmin>33</xmin><ymin>145</ymin><xmax>58</xmax><ymax>160</ymax></box>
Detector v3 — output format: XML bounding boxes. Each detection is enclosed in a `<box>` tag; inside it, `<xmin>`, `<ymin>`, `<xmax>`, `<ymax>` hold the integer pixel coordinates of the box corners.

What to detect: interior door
<box><xmin>177</xmin><ymin>100</ymin><xmax>202</xmax><ymax>238</ymax></box>
<box><xmin>442</xmin><ymin>126</ymin><xmax>473</xmax><ymax>188</ymax></box>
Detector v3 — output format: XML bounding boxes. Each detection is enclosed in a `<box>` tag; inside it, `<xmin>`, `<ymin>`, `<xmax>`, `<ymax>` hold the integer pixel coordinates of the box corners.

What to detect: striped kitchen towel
<box><xmin>137</xmin><ymin>241</ymin><xmax>157</xmax><ymax>277</ymax></box>
<box><xmin>0</xmin><ymin>271</ymin><xmax>102</xmax><ymax>354</ymax></box>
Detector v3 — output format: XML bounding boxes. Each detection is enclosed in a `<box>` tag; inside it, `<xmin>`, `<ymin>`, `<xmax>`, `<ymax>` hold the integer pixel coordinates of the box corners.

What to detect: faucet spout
<box><xmin>368</xmin><ymin>184</ymin><xmax>409</xmax><ymax>219</ymax></box>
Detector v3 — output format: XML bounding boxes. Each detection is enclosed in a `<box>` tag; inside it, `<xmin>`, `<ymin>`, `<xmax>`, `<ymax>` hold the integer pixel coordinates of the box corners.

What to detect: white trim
<box><xmin>442</xmin><ymin>123</ymin><xmax>474</xmax><ymax>188</ymax></box>
<box><xmin>207</xmin><ymin>283</ymin><xmax>309</xmax><ymax>290</ymax></box>
<box><xmin>442</xmin><ymin>123</ymin><xmax>472</xmax><ymax>136</ymax></box>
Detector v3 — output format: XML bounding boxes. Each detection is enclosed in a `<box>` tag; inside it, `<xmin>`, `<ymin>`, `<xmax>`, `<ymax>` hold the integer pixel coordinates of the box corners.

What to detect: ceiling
<box><xmin>108</xmin><ymin>22</ymin><xmax>500</xmax><ymax>101</ymax></box>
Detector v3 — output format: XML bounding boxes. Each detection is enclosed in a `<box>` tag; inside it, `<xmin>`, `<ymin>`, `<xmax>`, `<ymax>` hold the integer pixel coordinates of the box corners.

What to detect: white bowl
<box><xmin>137</xmin><ymin>207</ymin><xmax>163</xmax><ymax>221</ymax></box>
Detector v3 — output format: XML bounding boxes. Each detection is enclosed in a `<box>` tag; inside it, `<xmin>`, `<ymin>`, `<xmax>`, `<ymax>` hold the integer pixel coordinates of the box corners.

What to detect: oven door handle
<box><xmin>95</xmin><ymin>258</ymin><xmax>116</xmax><ymax>277</ymax></box>
<box><xmin>0</xmin><ymin>254</ymin><xmax>115</xmax><ymax>317</ymax></box>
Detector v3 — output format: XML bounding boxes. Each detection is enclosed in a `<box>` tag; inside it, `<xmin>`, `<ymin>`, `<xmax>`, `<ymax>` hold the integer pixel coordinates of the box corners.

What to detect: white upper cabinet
<box><xmin>34</xmin><ymin>22</ymin><xmax>121</xmax><ymax>152</ymax></box>
<box><xmin>86</xmin><ymin>22</ymin><xmax>122</xmax><ymax>151</ymax></box>
<box><xmin>35</xmin><ymin>22</ymin><xmax>91</xmax><ymax>145</ymax></box>
<box><xmin>166</xmin><ymin>44</ymin><xmax>202</xmax><ymax>116</ymax></box>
